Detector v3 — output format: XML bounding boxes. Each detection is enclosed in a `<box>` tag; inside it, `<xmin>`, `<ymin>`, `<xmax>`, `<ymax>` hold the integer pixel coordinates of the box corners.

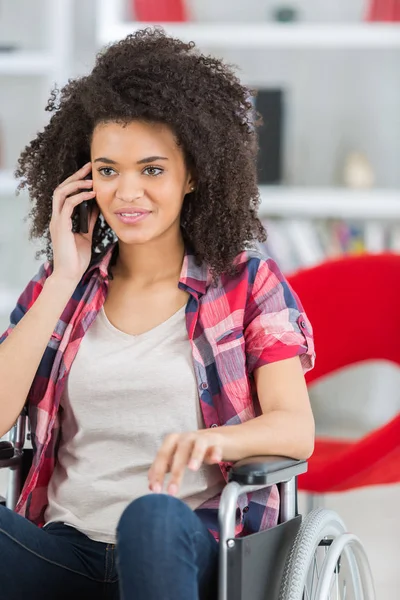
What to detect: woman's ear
<box><xmin>186</xmin><ymin>179</ymin><xmax>196</xmax><ymax>194</ymax></box>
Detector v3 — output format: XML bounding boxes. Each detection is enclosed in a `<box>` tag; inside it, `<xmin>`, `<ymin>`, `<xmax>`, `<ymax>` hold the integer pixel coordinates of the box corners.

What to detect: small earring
<box><xmin>190</xmin><ymin>186</ymin><xmax>195</xmax><ymax>192</ymax></box>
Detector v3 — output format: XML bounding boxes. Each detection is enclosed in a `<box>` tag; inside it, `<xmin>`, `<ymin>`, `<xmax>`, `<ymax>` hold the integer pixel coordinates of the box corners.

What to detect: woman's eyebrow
<box><xmin>137</xmin><ymin>156</ymin><xmax>169</xmax><ymax>164</ymax></box>
<box><xmin>93</xmin><ymin>156</ymin><xmax>169</xmax><ymax>165</ymax></box>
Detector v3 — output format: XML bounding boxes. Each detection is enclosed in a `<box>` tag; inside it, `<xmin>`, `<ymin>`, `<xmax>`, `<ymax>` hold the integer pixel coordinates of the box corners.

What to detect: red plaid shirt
<box><xmin>1</xmin><ymin>242</ymin><xmax>315</xmax><ymax>540</ymax></box>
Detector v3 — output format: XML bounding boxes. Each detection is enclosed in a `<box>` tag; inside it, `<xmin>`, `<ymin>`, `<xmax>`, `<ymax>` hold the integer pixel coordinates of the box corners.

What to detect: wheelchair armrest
<box><xmin>0</xmin><ymin>441</ymin><xmax>14</xmax><ymax>460</ymax></box>
<box><xmin>0</xmin><ymin>408</ymin><xmax>28</xmax><ymax>469</ymax></box>
<box><xmin>228</xmin><ymin>455</ymin><xmax>307</xmax><ymax>486</ymax></box>
<box><xmin>0</xmin><ymin>440</ymin><xmax>23</xmax><ymax>468</ymax></box>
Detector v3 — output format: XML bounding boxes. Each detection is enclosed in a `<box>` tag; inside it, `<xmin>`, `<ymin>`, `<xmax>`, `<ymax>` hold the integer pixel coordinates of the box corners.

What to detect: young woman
<box><xmin>0</xmin><ymin>28</ymin><xmax>315</xmax><ymax>600</ymax></box>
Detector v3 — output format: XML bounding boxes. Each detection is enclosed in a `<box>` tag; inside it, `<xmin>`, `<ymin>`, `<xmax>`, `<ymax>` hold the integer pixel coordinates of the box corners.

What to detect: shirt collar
<box><xmin>84</xmin><ymin>241</ymin><xmax>211</xmax><ymax>297</ymax></box>
<box><xmin>84</xmin><ymin>242</ymin><xmax>118</xmax><ymax>281</ymax></box>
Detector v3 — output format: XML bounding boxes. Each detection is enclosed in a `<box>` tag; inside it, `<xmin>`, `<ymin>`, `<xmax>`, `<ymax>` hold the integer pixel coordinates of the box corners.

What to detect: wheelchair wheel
<box><xmin>279</xmin><ymin>508</ymin><xmax>375</xmax><ymax>600</ymax></box>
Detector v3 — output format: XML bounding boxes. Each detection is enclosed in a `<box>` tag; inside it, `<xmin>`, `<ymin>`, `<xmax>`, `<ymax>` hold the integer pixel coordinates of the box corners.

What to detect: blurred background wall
<box><xmin>0</xmin><ymin>1</ymin><xmax>399</xmax><ymax>597</ymax></box>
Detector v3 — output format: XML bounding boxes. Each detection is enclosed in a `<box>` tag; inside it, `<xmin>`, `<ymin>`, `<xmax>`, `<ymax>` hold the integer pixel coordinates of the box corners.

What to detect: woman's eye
<box><xmin>97</xmin><ymin>166</ymin><xmax>163</xmax><ymax>177</ymax></box>
<box><xmin>98</xmin><ymin>167</ymin><xmax>116</xmax><ymax>177</ymax></box>
<box><xmin>143</xmin><ymin>166</ymin><xmax>163</xmax><ymax>177</ymax></box>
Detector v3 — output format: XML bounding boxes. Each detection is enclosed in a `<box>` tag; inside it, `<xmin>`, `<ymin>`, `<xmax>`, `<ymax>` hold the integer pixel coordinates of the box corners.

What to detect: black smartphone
<box><xmin>79</xmin><ymin>200</ymin><xmax>90</xmax><ymax>234</ymax></box>
<box><xmin>73</xmin><ymin>172</ymin><xmax>94</xmax><ymax>234</ymax></box>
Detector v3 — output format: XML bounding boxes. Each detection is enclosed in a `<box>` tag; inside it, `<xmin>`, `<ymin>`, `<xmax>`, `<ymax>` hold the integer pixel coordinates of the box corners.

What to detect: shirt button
<box><xmin>210</xmin><ymin>423</ymin><xmax>218</xmax><ymax>428</ymax></box>
<box><xmin>300</xmin><ymin>320</ymin><xmax>306</xmax><ymax>328</ymax></box>
<box><xmin>201</xmin><ymin>383</ymin><xmax>208</xmax><ymax>390</ymax></box>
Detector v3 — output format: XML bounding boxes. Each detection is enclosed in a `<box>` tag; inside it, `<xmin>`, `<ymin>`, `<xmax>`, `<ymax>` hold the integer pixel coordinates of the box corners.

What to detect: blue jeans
<box><xmin>0</xmin><ymin>494</ymin><xmax>219</xmax><ymax>600</ymax></box>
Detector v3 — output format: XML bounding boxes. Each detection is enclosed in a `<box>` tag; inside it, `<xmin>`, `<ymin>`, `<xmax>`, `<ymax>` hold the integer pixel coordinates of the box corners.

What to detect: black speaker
<box><xmin>254</xmin><ymin>89</ymin><xmax>284</xmax><ymax>184</ymax></box>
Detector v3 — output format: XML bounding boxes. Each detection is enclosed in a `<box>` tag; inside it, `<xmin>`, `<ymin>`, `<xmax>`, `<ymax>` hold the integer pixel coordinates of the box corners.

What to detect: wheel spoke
<box><xmin>327</xmin><ymin>568</ymin><xmax>336</xmax><ymax>599</ymax></box>
<box><xmin>336</xmin><ymin>568</ymin><xmax>339</xmax><ymax>600</ymax></box>
<box><xmin>307</xmin><ymin>545</ymin><xmax>351</xmax><ymax>600</ymax></box>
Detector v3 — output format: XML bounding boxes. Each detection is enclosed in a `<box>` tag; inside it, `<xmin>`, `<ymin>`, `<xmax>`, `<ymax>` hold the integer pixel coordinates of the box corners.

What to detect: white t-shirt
<box><xmin>44</xmin><ymin>304</ymin><xmax>225</xmax><ymax>543</ymax></box>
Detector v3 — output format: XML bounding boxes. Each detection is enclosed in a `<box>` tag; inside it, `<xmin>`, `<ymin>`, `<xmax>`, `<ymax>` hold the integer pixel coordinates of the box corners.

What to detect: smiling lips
<box><xmin>114</xmin><ymin>208</ymin><xmax>151</xmax><ymax>225</ymax></box>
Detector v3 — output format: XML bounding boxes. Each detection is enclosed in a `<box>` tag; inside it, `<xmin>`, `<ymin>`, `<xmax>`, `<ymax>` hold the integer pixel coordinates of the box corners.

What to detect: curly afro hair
<box><xmin>15</xmin><ymin>27</ymin><xmax>266</xmax><ymax>278</ymax></box>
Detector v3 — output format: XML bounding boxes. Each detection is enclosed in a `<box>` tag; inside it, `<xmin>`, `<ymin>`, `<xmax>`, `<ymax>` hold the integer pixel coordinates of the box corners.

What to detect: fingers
<box><xmin>167</xmin><ymin>436</ymin><xmax>200</xmax><ymax>496</ymax></box>
<box><xmin>52</xmin><ymin>179</ymin><xmax>94</xmax><ymax>216</ymax></box>
<box><xmin>60</xmin><ymin>161</ymin><xmax>92</xmax><ymax>188</ymax></box>
<box><xmin>187</xmin><ymin>437</ymin><xmax>209</xmax><ymax>471</ymax></box>
<box><xmin>148</xmin><ymin>433</ymin><xmax>179</xmax><ymax>494</ymax></box>
<box><xmin>148</xmin><ymin>433</ymin><xmax>224</xmax><ymax>497</ymax></box>
<box><xmin>53</xmin><ymin>192</ymin><xmax>97</xmax><ymax>231</ymax></box>
<box><xmin>204</xmin><ymin>445</ymin><xmax>223</xmax><ymax>465</ymax></box>
<box><xmin>52</xmin><ymin>161</ymin><xmax>93</xmax><ymax>215</ymax></box>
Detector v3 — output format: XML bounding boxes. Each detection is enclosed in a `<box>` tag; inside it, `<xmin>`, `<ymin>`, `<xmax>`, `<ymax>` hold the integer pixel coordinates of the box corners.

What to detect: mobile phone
<box><xmin>73</xmin><ymin>172</ymin><xmax>94</xmax><ymax>234</ymax></box>
<box><xmin>79</xmin><ymin>199</ymin><xmax>90</xmax><ymax>234</ymax></box>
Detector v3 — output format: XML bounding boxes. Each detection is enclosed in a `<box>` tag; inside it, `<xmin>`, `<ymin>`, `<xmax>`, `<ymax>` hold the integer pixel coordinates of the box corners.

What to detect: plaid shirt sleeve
<box><xmin>244</xmin><ymin>257</ymin><xmax>315</xmax><ymax>374</ymax></box>
<box><xmin>0</xmin><ymin>261</ymin><xmax>53</xmax><ymax>345</ymax></box>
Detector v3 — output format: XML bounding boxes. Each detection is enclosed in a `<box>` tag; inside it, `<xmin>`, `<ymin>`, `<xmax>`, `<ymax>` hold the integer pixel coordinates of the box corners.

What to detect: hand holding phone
<box><xmin>50</xmin><ymin>162</ymin><xmax>99</xmax><ymax>284</ymax></box>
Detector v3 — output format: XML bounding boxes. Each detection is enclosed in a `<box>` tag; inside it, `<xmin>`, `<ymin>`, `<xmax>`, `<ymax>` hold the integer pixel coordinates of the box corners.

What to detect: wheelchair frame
<box><xmin>1</xmin><ymin>412</ymin><xmax>375</xmax><ymax>600</ymax></box>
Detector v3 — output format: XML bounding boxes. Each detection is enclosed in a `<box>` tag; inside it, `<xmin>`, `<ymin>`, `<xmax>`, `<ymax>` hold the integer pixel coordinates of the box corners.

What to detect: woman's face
<box><xmin>90</xmin><ymin>120</ymin><xmax>194</xmax><ymax>246</ymax></box>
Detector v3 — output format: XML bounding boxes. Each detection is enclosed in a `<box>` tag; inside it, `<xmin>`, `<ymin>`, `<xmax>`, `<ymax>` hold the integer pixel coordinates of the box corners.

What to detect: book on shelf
<box><xmin>262</xmin><ymin>218</ymin><xmax>398</xmax><ymax>273</ymax></box>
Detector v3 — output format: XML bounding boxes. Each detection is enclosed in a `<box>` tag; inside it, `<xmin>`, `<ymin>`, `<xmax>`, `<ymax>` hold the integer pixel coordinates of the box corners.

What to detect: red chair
<box><xmin>287</xmin><ymin>253</ymin><xmax>400</xmax><ymax>494</ymax></box>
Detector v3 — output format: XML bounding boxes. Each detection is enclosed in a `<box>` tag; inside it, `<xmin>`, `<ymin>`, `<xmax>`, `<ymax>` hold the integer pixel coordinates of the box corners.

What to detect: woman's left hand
<box><xmin>148</xmin><ymin>430</ymin><xmax>225</xmax><ymax>497</ymax></box>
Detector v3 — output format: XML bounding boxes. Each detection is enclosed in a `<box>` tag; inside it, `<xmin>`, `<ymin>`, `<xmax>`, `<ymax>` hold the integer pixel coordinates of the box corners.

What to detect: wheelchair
<box><xmin>0</xmin><ymin>410</ymin><xmax>375</xmax><ymax>600</ymax></box>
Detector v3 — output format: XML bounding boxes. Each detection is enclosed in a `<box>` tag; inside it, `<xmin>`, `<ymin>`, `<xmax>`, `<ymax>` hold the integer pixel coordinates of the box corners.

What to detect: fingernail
<box><xmin>153</xmin><ymin>483</ymin><xmax>162</xmax><ymax>494</ymax></box>
<box><xmin>168</xmin><ymin>484</ymin><xmax>178</xmax><ymax>496</ymax></box>
<box><xmin>189</xmin><ymin>459</ymin><xmax>200</xmax><ymax>471</ymax></box>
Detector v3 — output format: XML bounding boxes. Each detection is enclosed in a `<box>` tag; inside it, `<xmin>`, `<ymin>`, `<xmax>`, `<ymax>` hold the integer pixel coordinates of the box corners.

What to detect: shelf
<box><xmin>97</xmin><ymin>22</ymin><xmax>400</xmax><ymax>50</ymax></box>
<box><xmin>0</xmin><ymin>51</ymin><xmax>56</xmax><ymax>75</ymax></box>
<box><xmin>259</xmin><ymin>186</ymin><xmax>400</xmax><ymax>219</ymax></box>
<box><xmin>0</xmin><ymin>171</ymin><xmax>21</xmax><ymax>195</ymax></box>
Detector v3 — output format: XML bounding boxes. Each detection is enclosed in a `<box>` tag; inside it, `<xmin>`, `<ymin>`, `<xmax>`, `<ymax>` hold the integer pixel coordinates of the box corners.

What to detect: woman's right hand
<box><xmin>49</xmin><ymin>161</ymin><xmax>100</xmax><ymax>284</ymax></box>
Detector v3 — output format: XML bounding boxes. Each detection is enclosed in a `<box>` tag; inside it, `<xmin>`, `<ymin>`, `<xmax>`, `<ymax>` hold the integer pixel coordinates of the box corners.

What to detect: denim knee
<box><xmin>116</xmin><ymin>493</ymin><xmax>191</xmax><ymax>541</ymax></box>
<box><xmin>115</xmin><ymin>495</ymin><xmax>219</xmax><ymax>600</ymax></box>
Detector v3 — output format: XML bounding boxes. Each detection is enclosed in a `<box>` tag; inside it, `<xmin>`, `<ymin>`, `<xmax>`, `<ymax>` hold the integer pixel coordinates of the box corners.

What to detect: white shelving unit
<box><xmin>0</xmin><ymin>0</ymin><xmax>74</xmax><ymax>186</ymax></box>
<box><xmin>0</xmin><ymin>52</ymin><xmax>57</xmax><ymax>76</ymax></box>
<box><xmin>99</xmin><ymin>23</ymin><xmax>400</xmax><ymax>50</ymax></box>
<box><xmin>258</xmin><ymin>186</ymin><xmax>400</xmax><ymax>219</ymax></box>
<box><xmin>0</xmin><ymin>0</ymin><xmax>74</xmax><ymax>79</ymax></box>
<box><xmin>96</xmin><ymin>0</ymin><xmax>400</xmax><ymax>49</ymax></box>
<box><xmin>0</xmin><ymin>0</ymin><xmax>75</xmax><ymax>327</ymax></box>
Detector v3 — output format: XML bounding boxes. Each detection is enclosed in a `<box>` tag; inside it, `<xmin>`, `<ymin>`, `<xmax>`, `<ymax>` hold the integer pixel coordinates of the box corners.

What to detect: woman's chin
<box><xmin>110</xmin><ymin>218</ymin><xmax>180</xmax><ymax>246</ymax></box>
<box><xmin>114</xmin><ymin>227</ymin><xmax>157</xmax><ymax>246</ymax></box>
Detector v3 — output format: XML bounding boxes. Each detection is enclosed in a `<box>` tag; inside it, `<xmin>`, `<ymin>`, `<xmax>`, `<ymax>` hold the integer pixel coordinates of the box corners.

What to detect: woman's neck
<box><xmin>113</xmin><ymin>233</ymin><xmax>185</xmax><ymax>287</ymax></box>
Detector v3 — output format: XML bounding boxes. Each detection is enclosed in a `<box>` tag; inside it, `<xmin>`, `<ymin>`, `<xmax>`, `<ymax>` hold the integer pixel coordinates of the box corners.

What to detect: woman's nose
<box><xmin>116</xmin><ymin>175</ymin><xmax>144</xmax><ymax>203</ymax></box>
